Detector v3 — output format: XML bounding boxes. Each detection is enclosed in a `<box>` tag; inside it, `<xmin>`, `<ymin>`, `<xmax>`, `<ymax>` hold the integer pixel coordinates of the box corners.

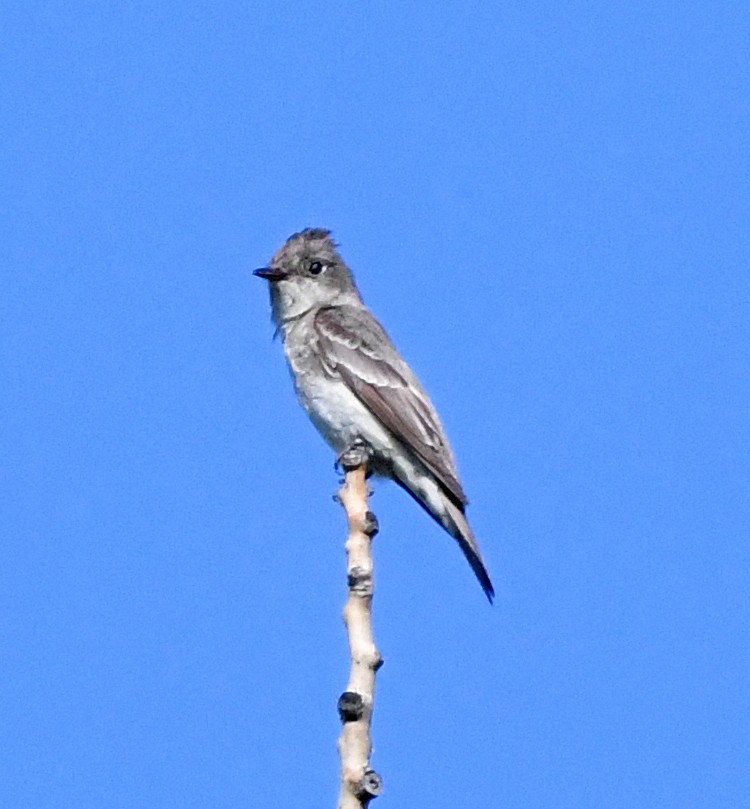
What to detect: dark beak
<box><xmin>253</xmin><ymin>266</ymin><xmax>289</xmax><ymax>281</ymax></box>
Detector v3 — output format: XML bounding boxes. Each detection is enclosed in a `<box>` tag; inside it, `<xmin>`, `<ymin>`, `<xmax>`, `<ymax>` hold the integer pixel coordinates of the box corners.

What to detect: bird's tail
<box><xmin>441</xmin><ymin>496</ymin><xmax>495</xmax><ymax>603</ymax></box>
<box><xmin>393</xmin><ymin>471</ymin><xmax>495</xmax><ymax>602</ymax></box>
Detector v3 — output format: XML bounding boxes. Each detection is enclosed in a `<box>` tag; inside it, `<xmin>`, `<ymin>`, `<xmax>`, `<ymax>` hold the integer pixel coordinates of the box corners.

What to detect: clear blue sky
<box><xmin>2</xmin><ymin>2</ymin><xmax>748</xmax><ymax>807</ymax></box>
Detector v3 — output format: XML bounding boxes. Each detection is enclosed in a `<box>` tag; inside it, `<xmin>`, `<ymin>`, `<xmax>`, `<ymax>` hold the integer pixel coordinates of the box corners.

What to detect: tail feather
<box><xmin>442</xmin><ymin>497</ymin><xmax>495</xmax><ymax>603</ymax></box>
<box><xmin>393</xmin><ymin>473</ymin><xmax>495</xmax><ymax>602</ymax></box>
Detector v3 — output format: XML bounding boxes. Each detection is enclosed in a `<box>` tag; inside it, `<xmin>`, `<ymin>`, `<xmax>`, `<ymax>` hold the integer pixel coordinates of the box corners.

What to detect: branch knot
<box><xmin>357</xmin><ymin>769</ymin><xmax>383</xmax><ymax>799</ymax></box>
<box><xmin>337</xmin><ymin>691</ymin><xmax>365</xmax><ymax>722</ymax></box>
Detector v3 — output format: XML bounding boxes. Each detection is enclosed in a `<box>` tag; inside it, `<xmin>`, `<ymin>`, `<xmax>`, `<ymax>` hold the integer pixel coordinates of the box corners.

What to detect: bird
<box><xmin>254</xmin><ymin>228</ymin><xmax>494</xmax><ymax>601</ymax></box>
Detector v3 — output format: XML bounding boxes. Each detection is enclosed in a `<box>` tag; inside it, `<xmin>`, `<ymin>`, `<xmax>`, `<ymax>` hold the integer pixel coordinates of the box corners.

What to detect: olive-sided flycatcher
<box><xmin>254</xmin><ymin>228</ymin><xmax>494</xmax><ymax>601</ymax></box>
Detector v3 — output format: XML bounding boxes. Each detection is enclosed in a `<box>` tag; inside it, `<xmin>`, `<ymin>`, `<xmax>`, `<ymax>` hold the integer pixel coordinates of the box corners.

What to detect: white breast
<box><xmin>283</xmin><ymin>318</ymin><xmax>394</xmax><ymax>456</ymax></box>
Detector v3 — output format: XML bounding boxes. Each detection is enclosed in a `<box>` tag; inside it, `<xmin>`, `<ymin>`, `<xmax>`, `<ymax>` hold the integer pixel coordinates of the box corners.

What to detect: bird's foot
<box><xmin>336</xmin><ymin>439</ymin><xmax>373</xmax><ymax>473</ymax></box>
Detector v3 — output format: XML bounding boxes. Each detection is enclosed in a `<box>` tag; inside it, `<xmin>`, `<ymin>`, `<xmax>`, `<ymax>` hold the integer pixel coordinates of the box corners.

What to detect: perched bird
<box><xmin>254</xmin><ymin>228</ymin><xmax>494</xmax><ymax>601</ymax></box>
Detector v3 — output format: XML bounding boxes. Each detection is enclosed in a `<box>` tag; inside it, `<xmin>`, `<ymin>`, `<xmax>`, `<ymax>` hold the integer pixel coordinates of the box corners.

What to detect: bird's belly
<box><xmin>293</xmin><ymin>369</ymin><xmax>394</xmax><ymax>458</ymax></box>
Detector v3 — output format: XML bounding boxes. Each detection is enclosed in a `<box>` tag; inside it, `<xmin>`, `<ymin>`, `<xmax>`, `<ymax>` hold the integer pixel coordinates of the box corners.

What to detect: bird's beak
<box><xmin>253</xmin><ymin>266</ymin><xmax>289</xmax><ymax>281</ymax></box>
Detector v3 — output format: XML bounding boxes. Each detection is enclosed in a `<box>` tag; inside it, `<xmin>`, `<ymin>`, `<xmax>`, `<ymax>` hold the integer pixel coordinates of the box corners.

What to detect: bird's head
<box><xmin>254</xmin><ymin>228</ymin><xmax>361</xmax><ymax>323</ymax></box>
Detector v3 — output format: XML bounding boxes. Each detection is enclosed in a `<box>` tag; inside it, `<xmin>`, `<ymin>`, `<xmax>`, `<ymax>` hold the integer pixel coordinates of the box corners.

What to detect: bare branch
<box><xmin>336</xmin><ymin>452</ymin><xmax>383</xmax><ymax>808</ymax></box>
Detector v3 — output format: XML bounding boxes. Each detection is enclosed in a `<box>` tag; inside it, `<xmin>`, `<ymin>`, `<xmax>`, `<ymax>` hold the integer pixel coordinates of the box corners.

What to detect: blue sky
<box><xmin>2</xmin><ymin>2</ymin><xmax>749</xmax><ymax>807</ymax></box>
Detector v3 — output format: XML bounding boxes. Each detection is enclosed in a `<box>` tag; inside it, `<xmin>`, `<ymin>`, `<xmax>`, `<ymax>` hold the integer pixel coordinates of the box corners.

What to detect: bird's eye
<box><xmin>309</xmin><ymin>261</ymin><xmax>324</xmax><ymax>275</ymax></box>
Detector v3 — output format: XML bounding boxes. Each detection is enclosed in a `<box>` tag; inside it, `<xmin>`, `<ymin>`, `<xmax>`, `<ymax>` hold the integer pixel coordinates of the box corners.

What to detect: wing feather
<box><xmin>314</xmin><ymin>305</ymin><xmax>468</xmax><ymax>506</ymax></box>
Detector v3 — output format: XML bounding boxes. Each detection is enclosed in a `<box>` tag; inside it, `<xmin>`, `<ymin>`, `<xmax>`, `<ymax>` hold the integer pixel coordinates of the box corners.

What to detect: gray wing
<box><xmin>314</xmin><ymin>305</ymin><xmax>468</xmax><ymax>506</ymax></box>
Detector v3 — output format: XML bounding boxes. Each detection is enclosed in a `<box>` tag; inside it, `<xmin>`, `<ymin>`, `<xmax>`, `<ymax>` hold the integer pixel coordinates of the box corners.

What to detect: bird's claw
<box><xmin>336</xmin><ymin>439</ymin><xmax>373</xmax><ymax>473</ymax></box>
